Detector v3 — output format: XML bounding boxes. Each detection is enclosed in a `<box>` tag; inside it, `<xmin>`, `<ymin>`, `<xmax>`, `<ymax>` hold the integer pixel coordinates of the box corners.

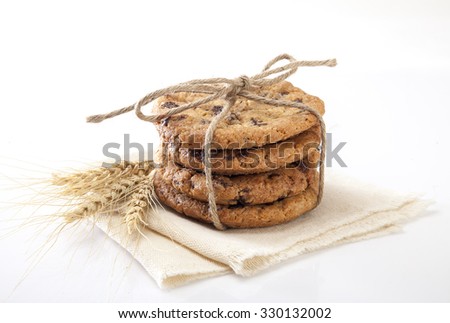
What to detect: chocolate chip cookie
<box><xmin>153</xmin><ymin>168</ymin><xmax>319</xmax><ymax>228</ymax></box>
<box><xmin>153</xmin><ymin>81</ymin><xmax>324</xmax><ymax>149</ymax></box>
<box><xmin>162</xmin><ymin>161</ymin><xmax>315</xmax><ymax>205</ymax></box>
<box><xmin>170</xmin><ymin>127</ymin><xmax>321</xmax><ymax>175</ymax></box>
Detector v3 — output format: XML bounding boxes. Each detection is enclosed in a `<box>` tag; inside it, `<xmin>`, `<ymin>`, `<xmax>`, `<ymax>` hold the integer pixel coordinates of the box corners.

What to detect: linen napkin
<box><xmin>95</xmin><ymin>170</ymin><xmax>429</xmax><ymax>288</ymax></box>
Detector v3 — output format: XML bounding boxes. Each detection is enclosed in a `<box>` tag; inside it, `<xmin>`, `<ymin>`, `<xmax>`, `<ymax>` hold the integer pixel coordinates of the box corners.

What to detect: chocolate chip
<box><xmin>212</xmin><ymin>105</ymin><xmax>223</xmax><ymax>115</ymax></box>
<box><xmin>226</xmin><ymin>112</ymin><xmax>239</xmax><ymax>122</ymax></box>
<box><xmin>190</xmin><ymin>150</ymin><xmax>204</xmax><ymax>162</ymax></box>
<box><xmin>200</xmin><ymin>119</ymin><xmax>210</xmax><ymax>125</ymax></box>
<box><xmin>268</xmin><ymin>173</ymin><xmax>281</xmax><ymax>179</ymax></box>
<box><xmin>171</xmin><ymin>114</ymin><xmax>187</xmax><ymax>122</ymax></box>
<box><xmin>280</xmin><ymin>91</ymin><xmax>290</xmax><ymax>95</ymax></box>
<box><xmin>215</xmin><ymin>177</ymin><xmax>230</xmax><ymax>188</ymax></box>
<box><xmin>237</xmin><ymin>196</ymin><xmax>249</xmax><ymax>206</ymax></box>
<box><xmin>236</xmin><ymin>189</ymin><xmax>250</xmax><ymax>206</ymax></box>
<box><xmin>294</xmin><ymin>98</ymin><xmax>303</xmax><ymax>103</ymax></box>
<box><xmin>162</xmin><ymin>101</ymin><xmax>179</xmax><ymax>109</ymax></box>
<box><xmin>250</xmin><ymin>117</ymin><xmax>268</xmax><ymax>126</ymax></box>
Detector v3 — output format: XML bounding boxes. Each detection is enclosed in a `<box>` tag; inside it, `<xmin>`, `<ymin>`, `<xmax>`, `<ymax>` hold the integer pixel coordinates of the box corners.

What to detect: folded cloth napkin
<box><xmin>95</xmin><ymin>170</ymin><xmax>429</xmax><ymax>289</ymax></box>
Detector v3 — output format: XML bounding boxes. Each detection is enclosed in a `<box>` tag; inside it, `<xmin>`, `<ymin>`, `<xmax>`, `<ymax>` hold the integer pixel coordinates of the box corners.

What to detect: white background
<box><xmin>0</xmin><ymin>0</ymin><xmax>449</xmax><ymax>302</ymax></box>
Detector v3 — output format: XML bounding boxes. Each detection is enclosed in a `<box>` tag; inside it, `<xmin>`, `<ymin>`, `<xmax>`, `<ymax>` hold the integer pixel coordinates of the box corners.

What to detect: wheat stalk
<box><xmin>58</xmin><ymin>161</ymin><xmax>157</xmax><ymax>229</ymax></box>
<box><xmin>52</xmin><ymin>161</ymin><xmax>155</xmax><ymax>197</ymax></box>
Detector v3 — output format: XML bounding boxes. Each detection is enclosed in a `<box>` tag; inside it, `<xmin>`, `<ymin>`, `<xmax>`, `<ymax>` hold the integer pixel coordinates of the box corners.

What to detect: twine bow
<box><xmin>87</xmin><ymin>54</ymin><xmax>337</xmax><ymax>230</ymax></box>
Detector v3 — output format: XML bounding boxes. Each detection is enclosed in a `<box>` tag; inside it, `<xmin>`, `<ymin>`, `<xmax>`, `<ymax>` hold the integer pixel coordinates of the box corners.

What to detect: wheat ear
<box><xmin>56</xmin><ymin>161</ymin><xmax>158</xmax><ymax>228</ymax></box>
<box><xmin>52</xmin><ymin>161</ymin><xmax>154</xmax><ymax>197</ymax></box>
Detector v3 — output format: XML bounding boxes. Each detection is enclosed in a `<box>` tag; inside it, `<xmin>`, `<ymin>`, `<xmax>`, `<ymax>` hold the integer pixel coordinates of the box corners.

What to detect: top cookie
<box><xmin>153</xmin><ymin>81</ymin><xmax>324</xmax><ymax>149</ymax></box>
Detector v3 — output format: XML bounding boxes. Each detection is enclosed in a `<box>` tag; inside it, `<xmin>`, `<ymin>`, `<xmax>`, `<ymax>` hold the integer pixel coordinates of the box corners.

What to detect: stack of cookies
<box><xmin>152</xmin><ymin>81</ymin><xmax>324</xmax><ymax>229</ymax></box>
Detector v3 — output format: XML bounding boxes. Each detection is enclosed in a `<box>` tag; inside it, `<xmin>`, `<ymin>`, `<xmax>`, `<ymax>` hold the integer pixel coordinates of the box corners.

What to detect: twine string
<box><xmin>87</xmin><ymin>54</ymin><xmax>337</xmax><ymax>230</ymax></box>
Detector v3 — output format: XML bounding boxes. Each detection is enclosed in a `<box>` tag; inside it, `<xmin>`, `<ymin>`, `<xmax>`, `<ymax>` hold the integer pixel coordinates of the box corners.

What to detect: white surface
<box><xmin>0</xmin><ymin>0</ymin><xmax>449</xmax><ymax>302</ymax></box>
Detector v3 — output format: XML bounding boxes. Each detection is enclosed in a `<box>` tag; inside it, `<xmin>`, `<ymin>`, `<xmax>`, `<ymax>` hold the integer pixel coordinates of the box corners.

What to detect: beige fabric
<box><xmin>96</xmin><ymin>170</ymin><xmax>429</xmax><ymax>288</ymax></box>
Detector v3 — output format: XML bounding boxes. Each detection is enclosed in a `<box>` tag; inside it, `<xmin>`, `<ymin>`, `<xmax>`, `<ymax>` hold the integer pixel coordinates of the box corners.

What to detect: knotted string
<box><xmin>87</xmin><ymin>54</ymin><xmax>337</xmax><ymax>230</ymax></box>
